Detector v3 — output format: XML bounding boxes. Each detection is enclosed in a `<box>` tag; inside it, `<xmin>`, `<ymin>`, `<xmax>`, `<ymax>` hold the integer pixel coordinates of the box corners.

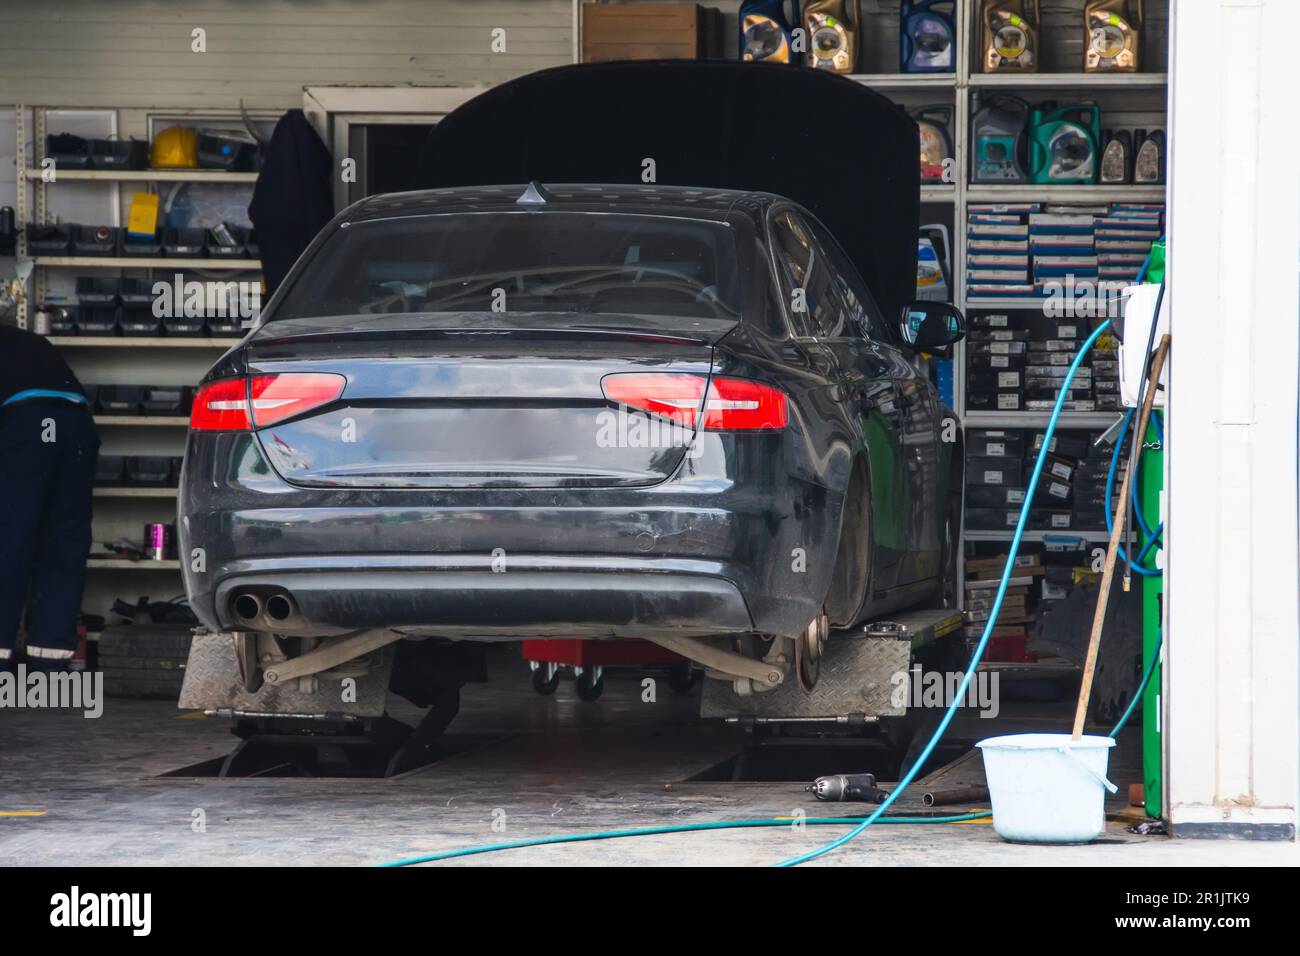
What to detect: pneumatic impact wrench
<box><xmin>805</xmin><ymin>772</ymin><xmax>891</xmax><ymax>803</ymax></box>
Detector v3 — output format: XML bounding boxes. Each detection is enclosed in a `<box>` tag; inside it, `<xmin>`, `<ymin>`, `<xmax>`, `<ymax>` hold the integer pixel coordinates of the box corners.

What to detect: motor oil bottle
<box><xmin>1029</xmin><ymin>104</ymin><xmax>1101</xmax><ymax>184</ymax></box>
<box><xmin>911</xmin><ymin>105</ymin><xmax>954</xmax><ymax>183</ymax></box>
<box><xmin>901</xmin><ymin>0</ymin><xmax>955</xmax><ymax>73</ymax></box>
<box><xmin>1099</xmin><ymin>129</ymin><xmax>1133</xmax><ymax>183</ymax></box>
<box><xmin>804</xmin><ymin>0</ymin><xmax>859</xmax><ymax>73</ymax></box>
<box><xmin>971</xmin><ymin>94</ymin><xmax>1030</xmax><ymax>183</ymax></box>
<box><xmin>740</xmin><ymin>0</ymin><xmax>801</xmax><ymax>64</ymax></box>
<box><xmin>981</xmin><ymin>0</ymin><xmax>1039</xmax><ymax>72</ymax></box>
<box><xmin>1133</xmin><ymin>129</ymin><xmax>1166</xmax><ymax>184</ymax></box>
<box><xmin>1084</xmin><ymin>0</ymin><xmax>1142</xmax><ymax>72</ymax></box>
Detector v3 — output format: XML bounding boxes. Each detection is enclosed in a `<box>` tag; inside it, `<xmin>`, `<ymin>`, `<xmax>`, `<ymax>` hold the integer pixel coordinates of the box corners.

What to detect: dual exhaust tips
<box><xmin>231</xmin><ymin>590</ymin><xmax>298</xmax><ymax>630</ymax></box>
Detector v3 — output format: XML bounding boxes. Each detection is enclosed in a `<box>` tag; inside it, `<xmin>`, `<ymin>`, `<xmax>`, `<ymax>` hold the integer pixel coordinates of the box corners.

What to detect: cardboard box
<box><xmin>582</xmin><ymin>3</ymin><xmax>723</xmax><ymax>62</ymax></box>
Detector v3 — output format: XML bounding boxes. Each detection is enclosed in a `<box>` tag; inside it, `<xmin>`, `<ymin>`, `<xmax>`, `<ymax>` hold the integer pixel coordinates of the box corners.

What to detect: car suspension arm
<box><xmin>643</xmin><ymin>636</ymin><xmax>785</xmax><ymax>691</ymax></box>
<box><xmin>262</xmin><ymin>630</ymin><xmax>405</xmax><ymax>685</ymax></box>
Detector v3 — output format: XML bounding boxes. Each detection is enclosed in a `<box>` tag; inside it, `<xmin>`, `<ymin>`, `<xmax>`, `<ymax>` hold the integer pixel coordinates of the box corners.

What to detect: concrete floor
<box><xmin>2</xmin><ymin>650</ymin><xmax>1297</xmax><ymax>867</ymax></box>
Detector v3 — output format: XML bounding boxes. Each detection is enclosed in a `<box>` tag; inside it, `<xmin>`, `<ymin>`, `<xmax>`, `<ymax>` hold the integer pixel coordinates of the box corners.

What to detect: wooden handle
<box><xmin>1072</xmin><ymin>334</ymin><xmax>1169</xmax><ymax>739</ymax></box>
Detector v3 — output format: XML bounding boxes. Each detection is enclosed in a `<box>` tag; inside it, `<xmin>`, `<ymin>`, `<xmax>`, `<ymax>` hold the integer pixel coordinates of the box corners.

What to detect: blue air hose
<box><xmin>379</xmin><ymin>812</ymin><xmax>992</xmax><ymax>867</ymax></box>
<box><xmin>1104</xmin><ymin>408</ymin><xmax>1164</xmax><ymax>576</ymax></box>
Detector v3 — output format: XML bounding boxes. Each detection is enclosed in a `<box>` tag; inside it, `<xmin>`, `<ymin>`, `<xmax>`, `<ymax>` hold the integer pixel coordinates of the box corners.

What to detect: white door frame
<box><xmin>302</xmin><ymin>86</ymin><xmax>484</xmax><ymax>211</ymax></box>
<box><xmin>1165</xmin><ymin>0</ymin><xmax>1300</xmax><ymax>839</ymax></box>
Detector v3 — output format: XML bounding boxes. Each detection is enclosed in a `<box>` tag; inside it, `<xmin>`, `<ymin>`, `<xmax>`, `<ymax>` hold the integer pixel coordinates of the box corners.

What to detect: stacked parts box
<box><xmin>967</xmin><ymin>202</ymin><xmax>1164</xmax><ymax>301</ymax></box>
<box><xmin>581</xmin><ymin>3</ymin><xmax>724</xmax><ymax>62</ymax></box>
<box><xmin>963</xmin><ymin>559</ymin><xmax>1041</xmax><ymax>660</ymax></box>
<box><xmin>964</xmin><ymin>426</ymin><xmax>1123</xmax><ymax>534</ymax></box>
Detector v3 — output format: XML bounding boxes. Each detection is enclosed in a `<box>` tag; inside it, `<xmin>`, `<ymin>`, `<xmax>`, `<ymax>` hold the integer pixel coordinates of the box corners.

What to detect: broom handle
<box><xmin>1072</xmin><ymin>334</ymin><xmax>1170</xmax><ymax>739</ymax></box>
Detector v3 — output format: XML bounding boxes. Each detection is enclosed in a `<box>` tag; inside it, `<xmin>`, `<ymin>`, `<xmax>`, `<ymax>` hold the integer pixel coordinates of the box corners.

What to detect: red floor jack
<box><xmin>522</xmin><ymin>639</ymin><xmax>699</xmax><ymax>702</ymax></box>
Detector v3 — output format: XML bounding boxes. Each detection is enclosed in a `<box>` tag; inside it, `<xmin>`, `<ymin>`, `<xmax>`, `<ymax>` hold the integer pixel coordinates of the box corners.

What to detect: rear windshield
<box><xmin>270</xmin><ymin>211</ymin><xmax>742</xmax><ymax>321</ymax></box>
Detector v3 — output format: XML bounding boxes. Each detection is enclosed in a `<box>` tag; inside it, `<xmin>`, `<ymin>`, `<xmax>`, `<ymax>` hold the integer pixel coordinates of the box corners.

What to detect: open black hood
<box><xmin>417</xmin><ymin>60</ymin><xmax>920</xmax><ymax>320</ymax></box>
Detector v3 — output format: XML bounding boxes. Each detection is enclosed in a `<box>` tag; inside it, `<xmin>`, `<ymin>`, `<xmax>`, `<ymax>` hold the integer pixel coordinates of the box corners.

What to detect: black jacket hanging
<box><xmin>248</xmin><ymin>109</ymin><xmax>334</xmax><ymax>296</ymax></box>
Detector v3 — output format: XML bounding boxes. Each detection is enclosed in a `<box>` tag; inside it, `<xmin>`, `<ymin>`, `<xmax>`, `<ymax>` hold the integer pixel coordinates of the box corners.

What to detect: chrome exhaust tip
<box><xmin>265</xmin><ymin>593</ymin><xmax>296</xmax><ymax>623</ymax></box>
<box><xmin>232</xmin><ymin>592</ymin><xmax>263</xmax><ymax>624</ymax></box>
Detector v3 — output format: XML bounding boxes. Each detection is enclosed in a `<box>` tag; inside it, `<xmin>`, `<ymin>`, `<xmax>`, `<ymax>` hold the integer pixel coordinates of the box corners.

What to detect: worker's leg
<box><xmin>0</xmin><ymin>404</ymin><xmax>53</xmax><ymax>672</ymax></box>
<box><xmin>25</xmin><ymin>405</ymin><xmax>98</xmax><ymax>668</ymax></box>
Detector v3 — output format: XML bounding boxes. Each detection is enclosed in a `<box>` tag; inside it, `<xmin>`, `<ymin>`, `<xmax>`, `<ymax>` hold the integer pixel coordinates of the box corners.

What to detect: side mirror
<box><xmin>899</xmin><ymin>301</ymin><xmax>965</xmax><ymax>357</ymax></box>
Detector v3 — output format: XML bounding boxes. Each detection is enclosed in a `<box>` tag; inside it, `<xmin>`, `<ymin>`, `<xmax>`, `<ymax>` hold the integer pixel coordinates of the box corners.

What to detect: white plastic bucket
<box><xmin>976</xmin><ymin>733</ymin><xmax>1118</xmax><ymax>843</ymax></box>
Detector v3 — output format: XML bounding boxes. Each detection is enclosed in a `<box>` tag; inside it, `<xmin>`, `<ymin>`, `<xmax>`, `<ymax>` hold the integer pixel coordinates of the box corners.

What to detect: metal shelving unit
<box><xmin>14</xmin><ymin>105</ymin><xmax>261</xmax><ymax>601</ymax></box>
<box><xmin>22</xmin><ymin>168</ymin><xmax>258</xmax><ymax>183</ymax></box>
<box><xmin>93</xmin><ymin>416</ymin><xmax>189</xmax><ymax>427</ymax></box>
<box><xmin>33</xmin><ymin>255</ymin><xmax>261</xmax><ymax>270</ymax></box>
<box><xmin>964</xmin><ymin>529</ymin><xmax>1111</xmax><ymax>544</ymax></box>
<box><xmin>840</xmin><ymin>3</ymin><xmax>1168</xmax><ymax>596</ymax></box>
<box><xmin>49</xmin><ymin>336</ymin><xmax>243</xmax><ymax>347</ymax></box>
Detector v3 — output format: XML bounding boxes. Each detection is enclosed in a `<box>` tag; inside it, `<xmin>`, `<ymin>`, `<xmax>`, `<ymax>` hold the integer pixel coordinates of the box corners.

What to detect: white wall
<box><xmin>1166</xmin><ymin>0</ymin><xmax>1300</xmax><ymax>839</ymax></box>
<box><xmin>0</xmin><ymin>0</ymin><xmax>573</xmax><ymax>110</ymax></box>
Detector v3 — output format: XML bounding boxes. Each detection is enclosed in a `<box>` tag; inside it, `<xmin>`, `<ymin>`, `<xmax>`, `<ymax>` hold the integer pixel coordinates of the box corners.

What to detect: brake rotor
<box><xmin>804</xmin><ymin>609</ymin><xmax>829</xmax><ymax>660</ymax></box>
<box><xmin>796</xmin><ymin>631</ymin><xmax>819</xmax><ymax>692</ymax></box>
<box><xmin>797</xmin><ymin>610</ymin><xmax>829</xmax><ymax>692</ymax></box>
<box><xmin>234</xmin><ymin>632</ymin><xmax>262</xmax><ymax>693</ymax></box>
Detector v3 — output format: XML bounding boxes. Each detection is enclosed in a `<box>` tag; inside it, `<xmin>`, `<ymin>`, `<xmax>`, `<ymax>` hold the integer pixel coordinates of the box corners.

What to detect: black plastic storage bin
<box><xmin>162</xmin><ymin>314</ymin><xmax>206</xmax><ymax>337</ymax></box>
<box><xmin>26</xmin><ymin>223</ymin><xmax>72</xmax><ymax>255</ymax></box>
<box><xmin>45</xmin><ymin>133</ymin><xmax>92</xmax><ymax>169</ymax></box>
<box><xmin>168</xmin><ymin>457</ymin><xmax>185</xmax><ymax>486</ymax></box>
<box><xmin>76</xmin><ymin>277</ymin><xmax>120</xmax><ymax>306</ymax></box>
<box><xmin>206</xmin><ymin>317</ymin><xmax>245</xmax><ymax>336</ymax></box>
<box><xmin>95</xmin><ymin>385</ymin><xmax>146</xmax><ymax>416</ymax></box>
<box><xmin>47</xmin><ymin>306</ymin><xmax>78</xmax><ymax>335</ymax></box>
<box><xmin>122</xmin><ymin>231</ymin><xmax>163</xmax><ymax>256</ymax></box>
<box><xmin>196</xmin><ymin>131</ymin><xmax>256</xmax><ymax>171</ymax></box>
<box><xmin>125</xmin><ymin>456</ymin><xmax>172</xmax><ymax>487</ymax></box>
<box><xmin>77</xmin><ymin>307</ymin><xmax>119</xmax><ymax>336</ymax></box>
<box><xmin>71</xmin><ymin>224</ymin><xmax>120</xmax><ymax>256</ymax></box>
<box><xmin>94</xmin><ymin>455</ymin><xmax>126</xmax><ymax>487</ymax></box>
<box><xmin>90</xmin><ymin>138</ymin><xmax>147</xmax><ymax>170</ymax></box>
<box><xmin>141</xmin><ymin>386</ymin><xmax>193</xmax><ymax>416</ymax></box>
<box><xmin>118</xmin><ymin>278</ymin><xmax>155</xmax><ymax>307</ymax></box>
<box><xmin>119</xmin><ymin>308</ymin><xmax>163</xmax><ymax>337</ymax></box>
<box><xmin>206</xmin><ymin>222</ymin><xmax>247</xmax><ymax>258</ymax></box>
<box><xmin>162</xmin><ymin>227</ymin><xmax>206</xmax><ymax>257</ymax></box>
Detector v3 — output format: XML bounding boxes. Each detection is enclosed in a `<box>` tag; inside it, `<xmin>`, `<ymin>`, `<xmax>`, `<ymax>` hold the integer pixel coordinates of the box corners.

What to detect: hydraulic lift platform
<box><xmin>700</xmin><ymin>607</ymin><xmax>964</xmax><ymax>724</ymax></box>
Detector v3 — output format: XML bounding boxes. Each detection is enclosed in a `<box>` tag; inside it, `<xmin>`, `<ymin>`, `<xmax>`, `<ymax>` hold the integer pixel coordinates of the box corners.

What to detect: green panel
<box><xmin>1140</xmin><ymin>411</ymin><xmax>1164</xmax><ymax>818</ymax></box>
<box><xmin>862</xmin><ymin>412</ymin><xmax>907</xmax><ymax>551</ymax></box>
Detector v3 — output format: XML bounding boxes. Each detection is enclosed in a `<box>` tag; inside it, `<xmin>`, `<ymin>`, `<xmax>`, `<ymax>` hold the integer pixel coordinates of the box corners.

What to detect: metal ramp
<box><xmin>700</xmin><ymin>607</ymin><xmax>963</xmax><ymax>723</ymax></box>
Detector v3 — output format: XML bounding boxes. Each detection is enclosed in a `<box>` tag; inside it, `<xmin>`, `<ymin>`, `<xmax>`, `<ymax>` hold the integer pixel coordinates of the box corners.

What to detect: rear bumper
<box><xmin>211</xmin><ymin>559</ymin><xmax>754</xmax><ymax>639</ymax></box>
<box><xmin>180</xmin><ymin>432</ymin><xmax>846</xmax><ymax>641</ymax></box>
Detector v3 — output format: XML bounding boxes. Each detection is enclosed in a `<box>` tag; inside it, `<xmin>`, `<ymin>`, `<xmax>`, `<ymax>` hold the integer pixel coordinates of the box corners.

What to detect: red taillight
<box><xmin>701</xmin><ymin>376</ymin><xmax>788</xmax><ymax>430</ymax></box>
<box><xmin>190</xmin><ymin>373</ymin><xmax>346</xmax><ymax>432</ymax></box>
<box><xmin>601</xmin><ymin>373</ymin><xmax>707</xmax><ymax>427</ymax></box>
<box><xmin>190</xmin><ymin>378</ymin><xmax>251</xmax><ymax>432</ymax></box>
<box><xmin>249</xmin><ymin>373</ymin><xmax>346</xmax><ymax>427</ymax></box>
<box><xmin>601</xmin><ymin>373</ymin><xmax>786</xmax><ymax>431</ymax></box>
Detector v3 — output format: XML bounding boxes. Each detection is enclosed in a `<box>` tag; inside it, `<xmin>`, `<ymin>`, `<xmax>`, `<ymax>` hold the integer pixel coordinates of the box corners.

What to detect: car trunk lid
<box><xmin>244</xmin><ymin>313</ymin><xmax>725</xmax><ymax>490</ymax></box>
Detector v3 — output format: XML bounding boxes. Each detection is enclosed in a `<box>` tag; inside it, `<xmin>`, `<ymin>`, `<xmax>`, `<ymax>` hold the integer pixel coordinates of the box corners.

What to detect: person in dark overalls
<box><xmin>0</xmin><ymin>323</ymin><xmax>99</xmax><ymax>673</ymax></box>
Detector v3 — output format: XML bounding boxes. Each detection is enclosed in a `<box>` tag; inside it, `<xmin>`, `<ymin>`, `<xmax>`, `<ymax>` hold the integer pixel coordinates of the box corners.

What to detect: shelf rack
<box><xmin>13</xmin><ymin>105</ymin><xmax>261</xmax><ymax>597</ymax></box>
<box><xmin>841</xmin><ymin>2</ymin><xmax>1169</xmax><ymax>590</ymax></box>
<box><xmin>23</xmin><ymin>168</ymin><xmax>258</xmax><ymax>183</ymax></box>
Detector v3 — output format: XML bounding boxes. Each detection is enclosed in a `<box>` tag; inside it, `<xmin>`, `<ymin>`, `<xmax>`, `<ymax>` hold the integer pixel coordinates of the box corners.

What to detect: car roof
<box><xmin>344</xmin><ymin>183</ymin><xmax>780</xmax><ymax>225</ymax></box>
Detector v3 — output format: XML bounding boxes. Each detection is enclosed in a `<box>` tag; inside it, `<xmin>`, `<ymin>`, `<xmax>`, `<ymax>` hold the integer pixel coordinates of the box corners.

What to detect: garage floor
<box><xmin>2</xmin><ymin>650</ymin><xmax>1297</xmax><ymax>867</ymax></box>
